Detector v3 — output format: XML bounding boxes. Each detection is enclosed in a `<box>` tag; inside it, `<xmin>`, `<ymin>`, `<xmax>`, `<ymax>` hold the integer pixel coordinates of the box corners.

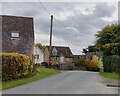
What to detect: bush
<box><xmin>103</xmin><ymin>55</ymin><xmax>120</xmax><ymax>73</ymax></box>
<box><xmin>85</xmin><ymin>55</ymin><xmax>103</xmax><ymax>71</ymax></box>
<box><xmin>41</xmin><ymin>62</ymin><xmax>48</xmax><ymax>68</ymax></box>
<box><xmin>1</xmin><ymin>52</ymin><xmax>30</xmax><ymax>81</ymax></box>
<box><xmin>92</xmin><ymin>55</ymin><xmax>103</xmax><ymax>71</ymax></box>
<box><xmin>86</xmin><ymin>60</ymin><xmax>96</xmax><ymax>71</ymax></box>
<box><xmin>74</xmin><ymin>57</ymin><xmax>87</xmax><ymax>70</ymax></box>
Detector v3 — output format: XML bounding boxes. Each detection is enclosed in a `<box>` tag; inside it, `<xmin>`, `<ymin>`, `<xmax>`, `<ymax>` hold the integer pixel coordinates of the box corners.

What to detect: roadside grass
<box><xmin>0</xmin><ymin>83</ymin><xmax>1</xmax><ymax>90</ymax></box>
<box><xmin>2</xmin><ymin>66</ymin><xmax>60</xmax><ymax>90</ymax></box>
<box><xmin>99</xmin><ymin>72</ymin><xmax>120</xmax><ymax>80</ymax></box>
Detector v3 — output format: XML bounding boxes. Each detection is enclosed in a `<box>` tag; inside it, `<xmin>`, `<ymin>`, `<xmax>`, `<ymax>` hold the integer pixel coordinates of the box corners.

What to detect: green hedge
<box><xmin>103</xmin><ymin>55</ymin><xmax>120</xmax><ymax>73</ymax></box>
<box><xmin>1</xmin><ymin>53</ymin><xmax>30</xmax><ymax>81</ymax></box>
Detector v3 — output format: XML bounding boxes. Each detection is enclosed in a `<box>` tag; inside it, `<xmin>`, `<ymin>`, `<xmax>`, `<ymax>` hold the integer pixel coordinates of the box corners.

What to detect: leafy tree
<box><xmin>35</xmin><ymin>43</ymin><xmax>46</xmax><ymax>51</ymax></box>
<box><xmin>82</xmin><ymin>48</ymin><xmax>88</xmax><ymax>54</ymax></box>
<box><xmin>82</xmin><ymin>45</ymin><xmax>100</xmax><ymax>54</ymax></box>
<box><xmin>95</xmin><ymin>24</ymin><xmax>120</xmax><ymax>73</ymax></box>
<box><xmin>87</xmin><ymin>45</ymin><xmax>99</xmax><ymax>52</ymax></box>
<box><xmin>95</xmin><ymin>24</ymin><xmax>120</xmax><ymax>56</ymax></box>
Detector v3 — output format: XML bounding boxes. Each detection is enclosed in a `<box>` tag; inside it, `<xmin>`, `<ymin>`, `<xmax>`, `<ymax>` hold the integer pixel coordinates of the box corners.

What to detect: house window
<box><xmin>34</xmin><ymin>55</ymin><xmax>39</xmax><ymax>59</ymax></box>
<box><xmin>11</xmin><ymin>31</ymin><xmax>19</xmax><ymax>38</ymax></box>
<box><xmin>36</xmin><ymin>55</ymin><xmax>39</xmax><ymax>59</ymax></box>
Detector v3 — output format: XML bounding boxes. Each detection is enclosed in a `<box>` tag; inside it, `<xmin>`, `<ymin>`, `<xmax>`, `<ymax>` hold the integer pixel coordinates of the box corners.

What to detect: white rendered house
<box><xmin>34</xmin><ymin>46</ymin><xmax>44</xmax><ymax>64</ymax></box>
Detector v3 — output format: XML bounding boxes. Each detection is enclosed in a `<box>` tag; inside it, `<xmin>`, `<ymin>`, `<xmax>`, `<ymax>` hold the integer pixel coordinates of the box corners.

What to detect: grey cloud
<box><xmin>93</xmin><ymin>3</ymin><xmax>116</xmax><ymax>17</ymax></box>
<box><xmin>2</xmin><ymin>2</ymin><xmax>117</xmax><ymax>54</ymax></box>
<box><xmin>50</xmin><ymin>3</ymin><xmax>116</xmax><ymax>54</ymax></box>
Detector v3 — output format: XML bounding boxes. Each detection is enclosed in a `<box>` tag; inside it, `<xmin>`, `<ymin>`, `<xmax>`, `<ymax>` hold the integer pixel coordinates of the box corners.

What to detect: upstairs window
<box><xmin>11</xmin><ymin>31</ymin><xmax>19</xmax><ymax>38</ymax></box>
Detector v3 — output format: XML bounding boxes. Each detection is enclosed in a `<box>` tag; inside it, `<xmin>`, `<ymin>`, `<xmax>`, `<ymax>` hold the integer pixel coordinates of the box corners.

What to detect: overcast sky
<box><xmin>1</xmin><ymin>1</ymin><xmax>118</xmax><ymax>55</ymax></box>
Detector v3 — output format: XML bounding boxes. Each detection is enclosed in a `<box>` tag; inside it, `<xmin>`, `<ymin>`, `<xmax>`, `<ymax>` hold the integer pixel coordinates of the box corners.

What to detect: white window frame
<box><xmin>11</xmin><ymin>31</ymin><xmax>19</xmax><ymax>38</ymax></box>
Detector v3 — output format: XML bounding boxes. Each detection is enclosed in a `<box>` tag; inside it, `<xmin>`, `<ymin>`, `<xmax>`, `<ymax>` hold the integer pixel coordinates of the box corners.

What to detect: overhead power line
<box><xmin>38</xmin><ymin>1</ymin><xmax>51</xmax><ymax>15</ymax></box>
<box><xmin>38</xmin><ymin>0</ymin><xmax>77</xmax><ymax>33</ymax></box>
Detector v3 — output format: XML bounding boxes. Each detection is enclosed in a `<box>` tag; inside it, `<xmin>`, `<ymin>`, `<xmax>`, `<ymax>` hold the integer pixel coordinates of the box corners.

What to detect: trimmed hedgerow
<box><xmin>1</xmin><ymin>53</ymin><xmax>30</xmax><ymax>81</ymax></box>
<box><xmin>103</xmin><ymin>55</ymin><xmax>120</xmax><ymax>73</ymax></box>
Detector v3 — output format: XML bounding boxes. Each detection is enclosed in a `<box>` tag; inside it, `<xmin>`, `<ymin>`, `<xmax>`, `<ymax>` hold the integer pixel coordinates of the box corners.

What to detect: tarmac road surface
<box><xmin>3</xmin><ymin>71</ymin><xmax>118</xmax><ymax>94</ymax></box>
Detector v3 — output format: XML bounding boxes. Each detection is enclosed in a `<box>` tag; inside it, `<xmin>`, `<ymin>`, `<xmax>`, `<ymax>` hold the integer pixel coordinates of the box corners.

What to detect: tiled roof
<box><xmin>46</xmin><ymin>46</ymin><xmax>73</xmax><ymax>58</ymax></box>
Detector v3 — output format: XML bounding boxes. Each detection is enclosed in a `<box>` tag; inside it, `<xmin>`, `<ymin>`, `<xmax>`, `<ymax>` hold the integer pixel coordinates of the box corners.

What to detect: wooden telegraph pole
<box><xmin>49</xmin><ymin>15</ymin><xmax>53</xmax><ymax>64</ymax></box>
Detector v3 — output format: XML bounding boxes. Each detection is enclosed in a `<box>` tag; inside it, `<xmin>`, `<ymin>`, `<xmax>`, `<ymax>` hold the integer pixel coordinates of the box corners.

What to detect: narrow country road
<box><xmin>3</xmin><ymin>71</ymin><xmax>118</xmax><ymax>94</ymax></box>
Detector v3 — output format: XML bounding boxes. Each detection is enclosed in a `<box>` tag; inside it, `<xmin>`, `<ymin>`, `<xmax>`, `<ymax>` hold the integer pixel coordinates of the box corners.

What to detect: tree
<box><xmin>95</xmin><ymin>24</ymin><xmax>120</xmax><ymax>56</ymax></box>
<box><xmin>82</xmin><ymin>45</ymin><xmax>99</xmax><ymax>54</ymax></box>
<box><xmin>87</xmin><ymin>45</ymin><xmax>99</xmax><ymax>52</ymax></box>
<box><xmin>35</xmin><ymin>43</ymin><xmax>46</xmax><ymax>51</ymax></box>
<box><xmin>82</xmin><ymin>48</ymin><xmax>88</xmax><ymax>54</ymax></box>
<box><xmin>95</xmin><ymin>24</ymin><xmax>120</xmax><ymax>73</ymax></box>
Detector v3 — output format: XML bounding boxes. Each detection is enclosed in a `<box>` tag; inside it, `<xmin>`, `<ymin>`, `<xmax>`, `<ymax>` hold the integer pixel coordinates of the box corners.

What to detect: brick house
<box><xmin>1</xmin><ymin>15</ymin><xmax>34</xmax><ymax>61</ymax></box>
<box><xmin>44</xmin><ymin>46</ymin><xmax>73</xmax><ymax>66</ymax></box>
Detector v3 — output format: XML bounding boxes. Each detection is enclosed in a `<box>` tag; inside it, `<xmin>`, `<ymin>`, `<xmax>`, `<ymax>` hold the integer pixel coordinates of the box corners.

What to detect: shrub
<box><xmin>86</xmin><ymin>60</ymin><xmax>96</xmax><ymax>71</ymax></box>
<box><xmin>85</xmin><ymin>55</ymin><xmax>103</xmax><ymax>71</ymax></box>
<box><xmin>74</xmin><ymin>57</ymin><xmax>87</xmax><ymax>70</ymax></box>
<box><xmin>103</xmin><ymin>55</ymin><xmax>120</xmax><ymax>73</ymax></box>
<box><xmin>1</xmin><ymin>52</ymin><xmax>30</xmax><ymax>81</ymax></box>
<box><xmin>41</xmin><ymin>62</ymin><xmax>48</xmax><ymax>68</ymax></box>
<box><xmin>92</xmin><ymin>55</ymin><xmax>103</xmax><ymax>71</ymax></box>
<box><xmin>74</xmin><ymin>57</ymin><xmax>86</xmax><ymax>66</ymax></box>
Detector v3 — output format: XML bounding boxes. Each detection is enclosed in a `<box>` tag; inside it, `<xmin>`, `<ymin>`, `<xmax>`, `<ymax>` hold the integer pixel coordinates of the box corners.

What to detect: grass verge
<box><xmin>99</xmin><ymin>72</ymin><xmax>120</xmax><ymax>80</ymax></box>
<box><xmin>2</xmin><ymin>66</ymin><xmax>60</xmax><ymax>90</ymax></box>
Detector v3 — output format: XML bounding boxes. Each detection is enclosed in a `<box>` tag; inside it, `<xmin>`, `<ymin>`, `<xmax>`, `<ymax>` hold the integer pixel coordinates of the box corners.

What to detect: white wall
<box><xmin>34</xmin><ymin>47</ymin><xmax>44</xmax><ymax>64</ymax></box>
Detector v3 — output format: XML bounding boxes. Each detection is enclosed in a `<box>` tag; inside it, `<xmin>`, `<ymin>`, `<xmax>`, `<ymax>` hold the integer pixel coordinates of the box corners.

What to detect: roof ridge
<box><xmin>1</xmin><ymin>15</ymin><xmax>33</xmax><ymax>18</ymax></box>
<box><xmin>46</xmin><ymin>45</ymin><xmax>69</xmax><ymax>48</ymax></box>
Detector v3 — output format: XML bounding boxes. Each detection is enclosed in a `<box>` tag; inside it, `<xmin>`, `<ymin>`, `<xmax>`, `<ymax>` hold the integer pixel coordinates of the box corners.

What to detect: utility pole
<box><xmin>49</xmin><ymin>15</ymin><xmax>53</xmax><ymax>63</ymax></box>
